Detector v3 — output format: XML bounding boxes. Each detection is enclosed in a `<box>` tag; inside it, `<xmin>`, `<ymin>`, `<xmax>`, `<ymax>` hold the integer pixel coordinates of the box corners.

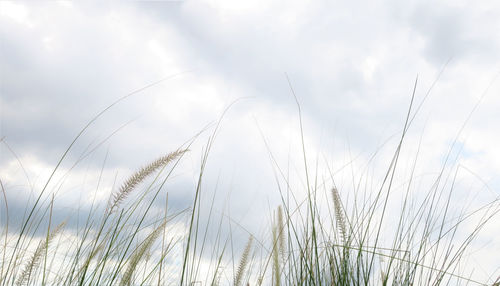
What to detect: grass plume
<box><xmin>1</xmin><ymin>86</ymin><xmax>499</xmax><ymax>285</ymax></box>
<box><xmin>331</xmin><ymin>187</ymin><xmax>347</xmax><ymax>243</ymax></box>
<box><xmin>234</xmin><ymin>236</ymin><xmax>253</xmax><ymax>286</ymax></box>
<box><xmin>119</xmin><ymin>221</ymin><xmax>167</xmax><ymax>286</ymax></box>
<box><xmin>15</xmin><ymin>222</ymin><xmax>65</xmax><ymax>286</ymax></box>
<box><xmin>108</xmin><ymin>149</ymin><xmax>188</xmax><ymax>213</ymax></box>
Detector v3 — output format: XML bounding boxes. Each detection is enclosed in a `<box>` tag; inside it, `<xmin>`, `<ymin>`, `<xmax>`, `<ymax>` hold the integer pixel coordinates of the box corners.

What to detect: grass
<box><xmin>1</xmin><ymin>82</ymin><xmax>499</xmax><ymax>285</ymax></box>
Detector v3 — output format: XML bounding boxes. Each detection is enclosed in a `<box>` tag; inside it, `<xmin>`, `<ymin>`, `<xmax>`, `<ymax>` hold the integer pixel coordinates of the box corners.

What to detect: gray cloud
<box><xmin>408</xmin><ymin>1</ymin><xmax>499</xmax><ymax>65</ymax></box>
<box><xmin>1</xmin><ymin>1</ymin><xmax>500</xmax><ymax>280</ymax></box>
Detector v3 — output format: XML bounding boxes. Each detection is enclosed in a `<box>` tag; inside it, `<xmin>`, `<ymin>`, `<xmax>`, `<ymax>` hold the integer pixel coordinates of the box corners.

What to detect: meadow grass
<box><xmin>1</xmin><ymin>84</ymin><xmax>499</xmax><ymax>285</ymax></box>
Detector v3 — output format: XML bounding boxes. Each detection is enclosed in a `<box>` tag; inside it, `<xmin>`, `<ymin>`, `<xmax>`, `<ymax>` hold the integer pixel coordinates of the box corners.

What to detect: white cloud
<box><xmin>0</xmin><ymin>1</ymin><xmax>33</xmax><ymax>27</ymax></box>
<box><xmin>1</xmin><ymin>0</ymin><xmax>499</xmax><ymax>283</ymax></box>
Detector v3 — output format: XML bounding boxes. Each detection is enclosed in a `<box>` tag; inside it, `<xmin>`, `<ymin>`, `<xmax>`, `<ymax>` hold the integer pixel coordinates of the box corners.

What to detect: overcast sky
<box><xmin>1</xmin><ymin>0</ymin><xmax>500</xmax><ymax>283</ymax></box>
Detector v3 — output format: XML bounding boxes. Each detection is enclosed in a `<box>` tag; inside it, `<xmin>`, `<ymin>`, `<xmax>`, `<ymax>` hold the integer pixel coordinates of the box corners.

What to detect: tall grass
<box><xmin>1</xmin><ymin>85</ymin><xmax>499</xmax><ymax>285</ymax></box>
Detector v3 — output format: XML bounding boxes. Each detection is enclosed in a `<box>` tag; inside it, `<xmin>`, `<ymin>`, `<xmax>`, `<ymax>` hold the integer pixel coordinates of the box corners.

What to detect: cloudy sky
<box><xmin>1</xmin><ymin>0</ymin><xmax>500</xmax><ymax>283</ymax></box>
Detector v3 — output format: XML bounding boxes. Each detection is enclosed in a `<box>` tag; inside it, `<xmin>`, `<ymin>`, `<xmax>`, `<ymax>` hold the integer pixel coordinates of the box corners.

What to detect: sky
<box><xmin>1</xmin><ymin>0</ymin><xmax>500</xmax><ymax>283</ymax></box>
